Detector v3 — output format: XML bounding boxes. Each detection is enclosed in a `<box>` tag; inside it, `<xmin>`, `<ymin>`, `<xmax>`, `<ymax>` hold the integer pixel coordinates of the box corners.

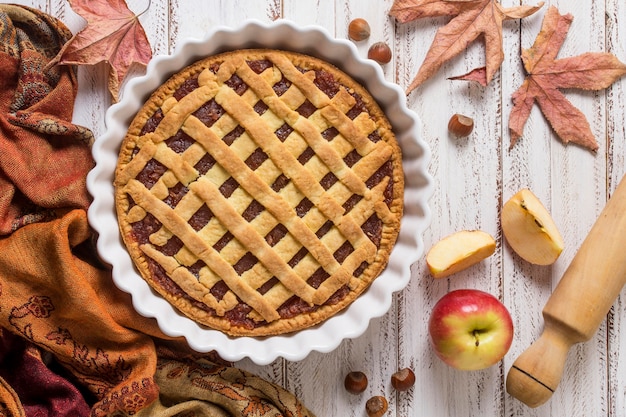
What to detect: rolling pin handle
<box><xmin>506</xmin><ymin>322</ymin><xmax>573</xmax><ymax>407</ymax></box>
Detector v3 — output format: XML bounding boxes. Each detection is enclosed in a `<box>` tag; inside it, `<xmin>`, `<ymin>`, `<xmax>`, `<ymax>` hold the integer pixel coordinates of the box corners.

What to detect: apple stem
<box><xmin>473</xmin><ymin>330</ymin><xmax>481</xmax><ymax>347</ymax></box>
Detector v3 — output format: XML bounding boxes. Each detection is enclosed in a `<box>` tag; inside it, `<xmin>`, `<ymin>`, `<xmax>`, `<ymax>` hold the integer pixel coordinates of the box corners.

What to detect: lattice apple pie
<box><xmin>114</xmin><ymin>49</ymin><xmax>404</xmax><ymax>336</ymax></box>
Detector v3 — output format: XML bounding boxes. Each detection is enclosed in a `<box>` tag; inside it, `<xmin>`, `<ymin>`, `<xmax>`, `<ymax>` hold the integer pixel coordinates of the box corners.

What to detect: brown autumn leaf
<box><xmin>49</xmin><ymin>0</ymin><xmax>153</xmax><ymax>101</ymax></box>
<box><xmin>389</xmin><ymin>0</ymin><xmax>544</xmax><ymax>94</ymax></box>
<box><xmin>507</xmin><ymin>6</ymin><xmax>626</xmax><ymax>151</ymax></box>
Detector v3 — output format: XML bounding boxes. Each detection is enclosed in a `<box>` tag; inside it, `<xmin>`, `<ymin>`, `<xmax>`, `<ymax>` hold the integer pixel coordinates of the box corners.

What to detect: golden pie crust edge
<box><xmin>114</xmin><ymin>49</ymin><xmax>404</xmax><ymax>337</ymax></box>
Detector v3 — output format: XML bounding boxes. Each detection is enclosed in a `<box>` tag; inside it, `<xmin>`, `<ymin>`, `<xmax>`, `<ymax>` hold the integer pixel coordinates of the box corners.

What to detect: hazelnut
<box><xmin>391</xmin><ymin>367</ymin><xmax>416</xmax><ymax>391</ymax></box>
<box><xmin>367</xmin><ymin>42</ymin><xmax>392</xmax><ymax>65</ymax></box>
<box><xmin>348</xmin><ymin>18</ymin><xmax>371</xmax><ymax>41</ymax></box>
<box><xmin>448</xmin><ymin>113</ymin><xmax>474</xmax><ymax>136</ymax></box>
<box><xmin>344</xmin><ymin>371</ymin><xmax>368</xmax><ymax>394</ymax></box>
<box><xmin>365</xmin><ymin>395</ymin><xmax>388</xmax><ymax>417</ymax></box>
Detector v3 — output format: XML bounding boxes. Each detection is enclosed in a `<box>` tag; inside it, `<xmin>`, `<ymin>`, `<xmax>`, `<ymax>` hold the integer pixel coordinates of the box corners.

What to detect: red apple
<box><xmin>428</xmin><ymin>289</ymin><xmax>514</xmax><ymax>371</ymax></box>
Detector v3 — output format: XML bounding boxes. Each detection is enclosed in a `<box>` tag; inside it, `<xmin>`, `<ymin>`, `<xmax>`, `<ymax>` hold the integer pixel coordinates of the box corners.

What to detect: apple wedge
<box><xmin>501</xmin><ymin>188</ymin><xmax>564</xmax><ymax>265</ymax></box>
<box><xmin>426</xmin><ymin>230</ymin><xmax>496</xmax><ymax>278</ymax></box>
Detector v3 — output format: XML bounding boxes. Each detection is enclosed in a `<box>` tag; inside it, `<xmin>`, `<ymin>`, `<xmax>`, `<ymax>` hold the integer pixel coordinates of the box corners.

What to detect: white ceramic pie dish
<box><xmin>86</xmin><ymin>19</ymin><xmax>433</xmax><ymax>365</ymax></box>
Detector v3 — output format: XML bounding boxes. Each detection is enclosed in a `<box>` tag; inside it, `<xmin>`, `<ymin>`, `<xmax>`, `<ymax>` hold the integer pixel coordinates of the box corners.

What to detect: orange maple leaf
<box><xmin>508</xmin><ymin>6</ymin><xmax>626</xmax><ymax>151</ymax></box>
<box><xmin>50</xmin><ymin>0</ymin><xmax>153</xmax><ymax>101</ymax></box>
<box><xmin>389</xmin><ymin>0</ymin><xmax>543</xmax><ymax>94</ymax></box>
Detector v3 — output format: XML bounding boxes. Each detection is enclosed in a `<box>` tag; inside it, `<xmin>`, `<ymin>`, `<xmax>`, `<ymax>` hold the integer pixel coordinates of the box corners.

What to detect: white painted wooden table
<box><xmin>15</xmin><ymin>0</ymin><xmax>626</xmax><ymax>416</ymax></box>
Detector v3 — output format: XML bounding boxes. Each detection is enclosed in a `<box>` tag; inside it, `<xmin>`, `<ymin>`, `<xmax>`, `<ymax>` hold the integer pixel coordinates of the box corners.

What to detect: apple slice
<box><xmin>501</xmin><ymin>189</ymin><xmax>564</xmax><ymax>265</ymax></box>
<box><xmin>426</xmin><ymin>230</ymin><xmax>496</xmax><ymax>279</ymax></box>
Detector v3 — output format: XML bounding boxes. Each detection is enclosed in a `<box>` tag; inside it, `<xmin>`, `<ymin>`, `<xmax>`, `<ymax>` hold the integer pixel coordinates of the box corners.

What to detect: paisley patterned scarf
<box><xmin>0</xmin><ymin>4</ymin><xmax>93</xmax><ymax>234</ymax></box>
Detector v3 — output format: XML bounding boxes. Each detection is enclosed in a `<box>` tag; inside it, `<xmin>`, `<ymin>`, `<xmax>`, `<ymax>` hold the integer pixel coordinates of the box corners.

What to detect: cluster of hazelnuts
<box><xmin>348</xmin><ymin>18</ymin><xmax>392</xmax><ymax>65</ymax></box>
<box><xmin>344</xmin><ymin>367</ymin><xmax>416</xmax><ymax>417</ymax></box>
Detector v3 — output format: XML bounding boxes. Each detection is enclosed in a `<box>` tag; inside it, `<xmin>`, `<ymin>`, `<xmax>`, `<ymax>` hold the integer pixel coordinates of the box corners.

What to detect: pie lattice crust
<box><xmin>114</xmin><ymin>49</ymin><xmax>404</xmax><ymax>336</ymax></box>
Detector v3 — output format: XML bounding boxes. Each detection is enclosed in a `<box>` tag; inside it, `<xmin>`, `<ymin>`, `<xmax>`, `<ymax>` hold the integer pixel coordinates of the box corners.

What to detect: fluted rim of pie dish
<box><xmin>87</xmin><ymin>19</ymin><xmax>433</xmax><ymax>365</ymax></box>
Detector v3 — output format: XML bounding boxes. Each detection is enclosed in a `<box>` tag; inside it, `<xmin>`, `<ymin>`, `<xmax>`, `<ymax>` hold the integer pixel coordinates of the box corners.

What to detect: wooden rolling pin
<box><xmin>506</xmin><ymin>175</ymin><xmax>626</xmax><ymax>408</ymax></box>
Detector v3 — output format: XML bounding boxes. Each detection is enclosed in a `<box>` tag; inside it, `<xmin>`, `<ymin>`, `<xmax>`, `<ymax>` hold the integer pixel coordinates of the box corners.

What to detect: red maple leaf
<box><xmin>49</xmin><ymin>0</ymin><xmax>153</xmax><ymax>101</ymax></box>
<box><xmin>508</xmin><ymin>6</ymin><xmax>626</xmax><ymax>151</ymax></box>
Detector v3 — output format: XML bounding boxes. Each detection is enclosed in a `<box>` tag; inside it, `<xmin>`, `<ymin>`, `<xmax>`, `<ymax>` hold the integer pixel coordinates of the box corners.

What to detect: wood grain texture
<box><xmin>529</xmin><ymin>3</ymin><xmax>607</xmax><ymax>417</ymax></box>
<box><xmin>606</xmin><ymin>0</ymin><xmax>626</xmax><ymax>416</ymax></box>
<box><xmin>502</xmin><ymin>1</ymin><xmax>613</xmax><ymax>415</ymax></box>
<box><xmin>13</xmin><ymin>0</ymin><xmax>626</xmax><ymax>415</ymax></box>
<box><xmin>398</xmin><ymin>0</ymin><xmax>507</xmax><ymax>411</ymax></box>
<box><xmin>500</xmin><ymin>5</ymin><xmax>555</xmax><ymax>417</ymax></box>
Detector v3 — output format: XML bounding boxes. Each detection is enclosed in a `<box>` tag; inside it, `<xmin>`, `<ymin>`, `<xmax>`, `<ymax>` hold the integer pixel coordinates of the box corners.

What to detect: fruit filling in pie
<box><xmin>114</xmin><ymin>49</ymin><xmax>404</xmax><ymax>336</ymax></box>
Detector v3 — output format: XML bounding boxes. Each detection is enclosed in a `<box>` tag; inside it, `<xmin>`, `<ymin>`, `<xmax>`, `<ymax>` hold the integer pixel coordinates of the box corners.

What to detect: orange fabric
<box><xmin>0</xmin><ymin>209</ymin><xmax>166</xmax><ymax>415</ymax></box>
<box><xmin>141</xmin><ymin>358</ymin><xmax>315</xmax><ymax>417</ymax></box>
<box><xmin>0</xmin><ymin>4</ymin><xmax>93</xmax><ymax>234</ymax></box>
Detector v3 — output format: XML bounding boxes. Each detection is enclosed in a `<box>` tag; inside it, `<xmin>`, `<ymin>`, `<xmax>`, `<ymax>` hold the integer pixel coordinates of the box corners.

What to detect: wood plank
<box><xmin>393</xmin><ymin>11</ymin><xmax>440</xmax><ymax>412</ymax></box>
<box><xmin>502</xmin><ymin>1</ymin><xmax>610</xmax><ymax>416</ymax></box>
<box><xmin>394</xmin><ymin>0</ymin><xmax>506</xmax><ymax>414</ymax></box>
<box><xmin>605</xmin><ymin>1</ymin><xmax>626</xmax><ymax>416</ymax></box>
<box><xmin>10</xmin><ymin>0</ymin><xmax>48</xmax><ymax>13</ymax></box>
<box><xmin>45</xmin><ymin>0</ymin><xmax>109</xmax><ymax>139</ymax></box>
<box><xmin>283</xmin><ymin>0</ymin><xmax>334</xmax><ymax>28</ymax></box>
<box><xmin>500</xmin><ymin>4</ymin><xmax>560</xmax><ymax>417</ymax></box>
<box><xmin>169</xmin><ymin>0</ymin><xmax>279</xmax><ymax>48</ymax></box>
<box><xmin>539</xmin><ymin>2</ymin><xmax>608</xmax><ymax>415</ymax></box>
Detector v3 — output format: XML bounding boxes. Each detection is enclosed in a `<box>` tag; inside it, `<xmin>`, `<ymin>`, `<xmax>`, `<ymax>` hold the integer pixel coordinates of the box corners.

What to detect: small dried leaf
<box><xmin>49</xmin><ymin>0</ymin><xmax>153</xmax><ymax>101</ymax></box>
<box><xmin>448</xmin><ymin>67</ymin><xmax>488</xmax><ymax>86</ymax></box>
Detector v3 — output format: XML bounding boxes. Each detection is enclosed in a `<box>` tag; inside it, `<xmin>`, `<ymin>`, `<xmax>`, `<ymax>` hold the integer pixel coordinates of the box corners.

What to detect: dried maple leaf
<box><xmin>49</xmin><ymin>0</ymin><xmax>153</xmax><ymax>101</ymax></box>
<box><xmin>389</xmin><ymin>0</ymin><xmax>543</xmax><ymax>94</ymax></box>
<box><xmin>508</xmin><ymin>6</ymin><xmax>626</xmax><ymax>151</ymax></box>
